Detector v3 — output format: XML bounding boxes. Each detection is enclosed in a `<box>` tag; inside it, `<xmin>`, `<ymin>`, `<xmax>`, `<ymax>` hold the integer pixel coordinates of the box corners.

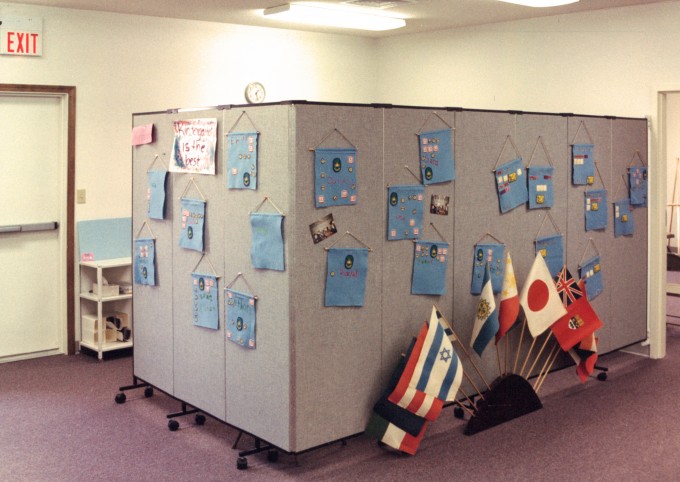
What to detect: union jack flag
<box><xmin>554</xmin><ymin>266</ymin><xmax>583</xmax><ymax>307</ymax></box>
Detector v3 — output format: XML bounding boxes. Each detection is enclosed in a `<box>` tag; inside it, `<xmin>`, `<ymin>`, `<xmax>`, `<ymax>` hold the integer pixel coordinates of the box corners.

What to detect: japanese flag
<box><xmin>519</xmin><ymin>252</ymin><xmax>567</xmax><ymax>338</ymax></box>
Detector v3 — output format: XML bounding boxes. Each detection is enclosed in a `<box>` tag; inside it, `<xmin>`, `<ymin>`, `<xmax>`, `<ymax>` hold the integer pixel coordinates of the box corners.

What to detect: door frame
<box><xmin>0</xmin><ymin>84</ymin><xmax>76</xmax><ymax>355</ymax></box>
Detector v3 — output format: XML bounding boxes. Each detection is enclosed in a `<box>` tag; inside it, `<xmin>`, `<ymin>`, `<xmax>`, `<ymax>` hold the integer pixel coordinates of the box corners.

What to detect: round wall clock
<box><xmin>245</xmin><ymin>82</ymin><xmax>266</xmax><ymax>104</ymax></box>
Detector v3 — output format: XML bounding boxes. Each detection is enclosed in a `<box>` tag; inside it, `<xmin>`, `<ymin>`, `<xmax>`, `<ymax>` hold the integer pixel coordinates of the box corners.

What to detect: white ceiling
<box><xmin>1</xmin><ymin>0</ymin><xmax>671</xmax><ymax>37</ymax></box>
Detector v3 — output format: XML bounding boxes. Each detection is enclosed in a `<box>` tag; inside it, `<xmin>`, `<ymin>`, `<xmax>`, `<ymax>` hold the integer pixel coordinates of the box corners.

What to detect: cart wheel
<box><xmin>168</xmin><ymin>419</ymin><xmax>180</xmax><ymax>431</ymax></box>
<box><xmin>454</xmin><ymin>406</ymin><xmax>465</xmax><ymax>419</ymax></box>
<box><xmin>144</xmin><ymin>387</ymin><xmax>154</xmax><ymax>398</ymax></box>
<box><xmin>195</xmin><ymin>414</ymin><xmax>206</xmax><ymax>425</ymax></box>
<box><xmin>267</xmin><ymin>449</ymin><xmax>279</xmax><ymax>463</ymax></box>
<box><xmin>115</xmin><ymin>392</ymin><xmax>126</xmax><ymax>404</ymax></box>
<box><xmin>597</xmin><ymin>372</ymin><xmax>608</xmax><ymax>381</ymax></box>
<box><xmin>236</xmin><ymin>456</ymin><xmax>248</xmax><ymax>470</ymax></box>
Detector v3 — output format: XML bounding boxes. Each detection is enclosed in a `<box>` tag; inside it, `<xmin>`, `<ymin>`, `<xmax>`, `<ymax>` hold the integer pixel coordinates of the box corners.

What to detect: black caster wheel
<box><xmin>597</xmin><ymin>372</ymin><xmax>608</xmax><ymax>381</ymax></box>
<box><xmin>454</xmin><ymin>406</ymin><xmax>465</xmax><ymax>419</ymax></box>
<box><xmin>267</xmin><ymin>449</ymin><xmax>279</xmax><ymax>463</ymax></box>
<box><xmin>236</xmin><ymin>456</ymin><xmax>248</xmax><ymax>470</ymax></box>
<box><xmin>115</xmin><ymin>392</ymin><xmax>126</xmax><ymax>404</ymax></box>
<box><xmin>195</xmin><ymin>414</ymin><xmax>206</xmax><ymax>425</ymax></box>
<box><xmin>168</xmin><ymin>419</ymin><xmax>180</xmax><ymax>431</ymax></box>
<box><xmin>144</xmin><ymin>387</ymin><xmax>154</xmax><ymax>398</ymax></box>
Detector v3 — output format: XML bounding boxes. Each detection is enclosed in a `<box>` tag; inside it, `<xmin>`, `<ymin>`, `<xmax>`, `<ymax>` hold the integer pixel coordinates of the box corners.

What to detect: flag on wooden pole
<box><xmin>569</xmin><ymin>334</ymin><xmax>599</xmax><ymax>383</ymax></box>
<box><xmin>471</xmin><ymin>264</ymin><xmax>499</xmax><ymax>356</ymax></box>
<box><xmin>519</xmin><ymin>252</ymin><xmax>567</xmax><ymax>338</ymax></box>
<box><xmin>496</xmin><ymin>251</ymin><xmax>519</xmax><ymax>343</ymax></box>
<box><xmin>551</xmin><ymin>269</ymin><xmax>603</xmax><ymax>350</ymax></box>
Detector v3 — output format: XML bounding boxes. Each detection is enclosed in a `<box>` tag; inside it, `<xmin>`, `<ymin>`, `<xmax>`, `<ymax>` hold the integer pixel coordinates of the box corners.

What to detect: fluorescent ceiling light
<box><xmin>263</xmin><ymin>3</ymin><xmax>406</xmax><ymax>31</ymax></box>
<box><xmin>498</xmin><ymin>0</ymin><xmax>579</xmax><ymax>6</ymax></box>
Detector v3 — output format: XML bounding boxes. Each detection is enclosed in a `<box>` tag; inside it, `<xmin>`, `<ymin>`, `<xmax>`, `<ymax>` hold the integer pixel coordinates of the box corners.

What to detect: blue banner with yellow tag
<box><xmin>411</xmin><ymin>240</ymin><xmax>449</xmax><ymax>296</ymax></box>
<box><xmin>227</xmin><ymin>132</ymin><xmax>258</xmax><ymax>190</ymax></box>
<box><xmin>572</xmin><ymin>144</ymin><xmax>595</xmax><ymax>185</ymax></box>
<box><xmin>192</xmin><ymin>272</ymin><xmax>219</xmax><ymax>330</ymax></box>
<box><xmin>614</xmin><ymin>199</ymin><xmax>635</xmax><ymax>237</ymax></box>
<box><xmin>325</xmin><ymin>247</ymin><xmax>368</xmax><ymax>307</ymax></box>
<box><xmin>495</xmin><ymin>157</ymin><xmax>528</xmax><ymax>213</ymax></box>
<box><xmin>579</xmin><ymin>255</ymin><xmax>603</xmax><ymax>301</ymax></box>
<box><xmin>585</xmin><ymin>189</ymin><xmax>608</xmax><ymax>231</ymax></box>
<box><xmin>418</xmin><ymin>128</ymin><xmax>455</xmax><ymax>185</ymax></box>
<box><xmin>226</xmin><ymin>288</ymin><xmax>257</xmax><ymax>349</ymax></box>
<box><xmin>314</xmin><ymin>148</ymin><xmax>358</xmax><ymax>208</ymax></box>
<box><xmin>527</xmin><ymin>165</ymin><xmax>554</xmax><ymax>209</ymax></box>
<box><xmin>535</xmin><ymin>233</ymin><xmax>564</xmax><ymax>278</ymax></box>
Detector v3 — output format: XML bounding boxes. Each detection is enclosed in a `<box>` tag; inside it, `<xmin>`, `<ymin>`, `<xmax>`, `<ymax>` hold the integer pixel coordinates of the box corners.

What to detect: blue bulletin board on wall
<box><xmin>77</xmin><ymin>217</ymin><xmax>132</xmax><ymax>261</ymax></box>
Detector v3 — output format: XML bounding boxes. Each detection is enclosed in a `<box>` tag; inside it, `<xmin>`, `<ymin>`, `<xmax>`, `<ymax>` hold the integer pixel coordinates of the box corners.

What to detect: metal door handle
<box><xmin>0</xmin><ymin>222</ymin><xmax>58</xmax><ymax>233</ymax></box>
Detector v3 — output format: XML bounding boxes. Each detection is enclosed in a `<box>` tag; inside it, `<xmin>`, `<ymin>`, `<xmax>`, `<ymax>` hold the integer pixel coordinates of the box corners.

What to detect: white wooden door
<box><xmin>0</xmin><ymin>93</ymin><xmax>68</xmax><ymax>362</ymax></box>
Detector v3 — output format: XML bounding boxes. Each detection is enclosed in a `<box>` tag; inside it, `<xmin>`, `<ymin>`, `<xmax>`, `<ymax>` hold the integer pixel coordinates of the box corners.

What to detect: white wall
<box><xmin>666</xmin><ymin>93</ymin><xmax>680</xmax><ymax>250</ymax></box>
<box><xmin>0</xmin><ymin>3</ymin><xmax>378</xmax><ymax>220</ymax></box>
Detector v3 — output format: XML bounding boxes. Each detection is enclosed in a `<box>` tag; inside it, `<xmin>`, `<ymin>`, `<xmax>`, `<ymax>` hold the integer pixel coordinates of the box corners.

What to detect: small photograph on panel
<box><xmin>310</xmin><ymin>213</ymin><xmax>338</xmax><ymax>244</ymax></box>
<box><xmin>430</xmin><ymin>194</ymin><xmax>450</xmax><ymax>216</ymax></box>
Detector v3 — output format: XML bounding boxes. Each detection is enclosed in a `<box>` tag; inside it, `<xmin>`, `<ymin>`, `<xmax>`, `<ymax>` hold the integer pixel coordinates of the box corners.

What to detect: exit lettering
<box><xmin>2</xmin><ymin>31</ymin><xmax>41</xmax><ymax>56</ymax></box>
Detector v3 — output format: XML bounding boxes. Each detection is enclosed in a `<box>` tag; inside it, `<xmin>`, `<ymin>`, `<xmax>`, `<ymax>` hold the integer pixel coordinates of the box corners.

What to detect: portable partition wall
<box><xmin>131</xmin><ymin>102</ymin><xmax>648</xmax><ymax>453</ymax></box>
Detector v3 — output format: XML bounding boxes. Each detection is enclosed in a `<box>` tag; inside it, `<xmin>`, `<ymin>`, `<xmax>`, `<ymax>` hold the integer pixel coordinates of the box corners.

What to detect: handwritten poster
<box><xmin>170</xmin><ymin>118</ymin><xmax>217</xmax><ymax>174</ymax></box>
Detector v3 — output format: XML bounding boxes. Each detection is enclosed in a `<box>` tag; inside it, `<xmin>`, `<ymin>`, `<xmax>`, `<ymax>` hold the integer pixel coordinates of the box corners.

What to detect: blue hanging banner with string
<box><xmin>494</xmin><ymin>157</ymin><xmax>528</xmax><ymax>213</ymax></box>
<box><xmin>572</xmin><ymin>144</ymin><xmax>595</xmax><ymax>185</ymax></box>
<box><xmin>535</xmin><ymin>233</ymin><xmax>564</xmax><ymax>278</ymax></box>
<box><xmin>134</xmin><ymin>238</ymin><xmax>156</xmax><ymax>286</ymax></box>
<box><xmin>226</xmin><ymin>132</ymin><xmax>259</xmax><ymax>190</ymax></box>
<box><xmin>579</xmin><ymin>255</ymin><xmax>603</xmax><ymax>301</ymax></box>
<box><xmin>614</xmin><ymin>199</ymin><xmax>635</xmax><ymax>237</ymax></box>
<box><xmin>585</xmin><ymin>189</ymin><xmax>608</xmax><ymax>231</ymax></box>
<box><xmin>387</xmin><ymin>185</ymin><xmax>425</xmax><ymax>241</ymax></box>
<box><xmin>629</xmin><ymin>166</ymin><xmax>648</xmax><ymax>207</ymax></box>
<box><xmin>226</xmin><ymin>288</ymin><xmax>257</xmax><ymax>349</ymax></box>
<box><xmin>470</xmin><ymin>243</ymin><xmax>505</xmax><ymax>295</ymax></box>
<box><xmin>250</xmin><ymin>212</ymin><xmax>285</xmax><ymax>271</ymax></box>
<box><xmin>179</xmin><ymin>197</ymin><xmax>206</xmax><ymax>252</ymax></box>
<box><xmin>324</xmin><ymin>247</ymin><xmax>369</xmax><ymax>307</ymax></box>
<box><xmin>192</xmin><ymin>272</ymin><xmax>219</xmax><ymax>330</ymax></box>
<box><xmin>411</xmin><ymin>240</ymin><xmax>449</xmax><ymax>296</ymax></box>
<box><xmin>314</xmin><ymin>148</ymin><xmax>358</xmax><ymax>208</ymax></box>
<box><xmin>527</xmin><ymin>165</ymin><xmax>554</xmax><ymax>209</ymax></box>
<box><xmin>147</xmin><ymin>170</ymin><xmax>167</xmax><ymax>220</ymax></box>
<box><xmin>418</xmin><ymin>128</ymin><xmax>455</xmax><ymax>185</ymax></box>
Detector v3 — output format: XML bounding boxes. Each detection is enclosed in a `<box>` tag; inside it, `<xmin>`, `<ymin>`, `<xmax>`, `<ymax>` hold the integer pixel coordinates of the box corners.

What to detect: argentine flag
<box><xmin>470</xmin><ymin>263</ymin><xmax>499</xmax><ymax>356</ymax></box>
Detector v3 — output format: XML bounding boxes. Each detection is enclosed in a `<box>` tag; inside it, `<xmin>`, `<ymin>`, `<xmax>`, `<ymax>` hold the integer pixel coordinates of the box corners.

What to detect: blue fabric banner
<box><xmin>387</xmin><ymin>185</ymin><xmax>425</xmax><ymax>241</ymax></box>
<box><xmin>535</xmin><ymin>233</ymin><xmax>564</xmax><ymax>278</ymax></box>
<box><xmin>585</xmin><ymin>189</ymin><xmax>608</xmax><ymax>231</ymax></box>
<box><xmin>179</xmin><ymin>198</ymin><xmax>206</xmax><ymax>252</ymax></box>
<box><xmin>494</xmin><ymin>157</ymin><xmax>528</xmax><ymax>213</ymax></box>
<box><xmin>579</xmin><ymin>255</ymin><xmax>603</xmax><ymax>301</ymax></box>
<box><xmin>134</xmin><ymin>238</ymin><xmax>155</xmax><ymax>286</ymax></box>
<box><xmin>411</xmin><ymin>240</ymin><xmax>449</xmax><ymax>296</ymax></box>
<box><xmin>227</xmin><ymin>132</ymin><xmax>258</xmax><ymax>190</ymax></box>
<box><xmin>192</xmin><ymin>272</ymin><xmax>219</xmax><ymax>330</ymax></box>
<box><xmin>250</xmin><ymin>212</ymin><xmax>284</xmax><ymax>271</ymax></box>
<box><xmin>147</xmin><ymin>170</ymin><xmax>167</xmax><ymax>220</ymax></box>
<box><xmin>418</xmin><ymin>128</ymin><xmax>455</xmax><ymax>185</ymax></box>
<box><xmin>614</xmin><ymin>199</ymin><xmax>635</xmax><ymax>237</ymax></box>
<box><xmin>325</xmin><ymin>247</ymin><xmax>368</xmax><ymax>307</ymax></box>
<box><xmin>527</xmin><ymin>166</ymin><xmax>554</xmax><ymax>209</ymax></box>
<box><xmin>470</xmin><ymin>243</ymin><xmax>505</xmax><ymax>295</ymax></box>
<box><xmin>572</xmin><ymin>144</ymin><xmax>595</xmax><ymax>185</ymax></box>
<box><xmin>629</xmin><ymin>166</ymin><xmax>648</xmax><ymax>207</ymax></box>
<box><xmin>314</xmin><ymin>148</ymin><xmax>358</xmax><ymax>208</ymax></box>
<box><xmin>226</xmin><ymin>288</ymin><xmax>257</xmax><ymax>349</ymax></box>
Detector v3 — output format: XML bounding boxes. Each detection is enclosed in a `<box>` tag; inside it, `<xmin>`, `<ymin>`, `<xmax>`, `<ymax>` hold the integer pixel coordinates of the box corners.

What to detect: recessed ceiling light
<box><xmin>498</xmin><ymin>0</ymin><xmax>579</xmax><ymax>7</ymax></box>
<box><xmin>262</xmin><ymin>3</ymin><xmax>406</xmax><ymax>31</ymax></box>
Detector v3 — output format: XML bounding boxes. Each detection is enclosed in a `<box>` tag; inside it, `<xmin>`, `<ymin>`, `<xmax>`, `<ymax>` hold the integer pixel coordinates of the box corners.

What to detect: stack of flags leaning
<box><xmin>367</xmin><ymin>252</ymin><xmax>603</xmax><ymax>455</ymax></box>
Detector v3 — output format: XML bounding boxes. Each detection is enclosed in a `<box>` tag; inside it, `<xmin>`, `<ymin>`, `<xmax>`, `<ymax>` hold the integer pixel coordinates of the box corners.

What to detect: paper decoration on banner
<box><xmin>527</xmin><ymin>166</ymin><xmax>554</xmax><ymax>209</ymax></box>
<box><xmin>170</xmin><ymin>118</ymin><xmax>217</xmax><ymax>175</ymax></box>
<box><xmin>226</xmin><ymin>288</ymin><xmax>257</xmax><ymax>349</ymax></box>
<box><xmin>134</xmin><ymin>237</ymin><xmax>155</xmax><ymax>286</ymax></box>
<box><xmin>131</xmin><ymin>124</ymin><xmax>153</xmax><ymax>146</ymax></box>
<box><xmin>192</xmin><ymin>272</ymin><xmax>219</xmax><ymax>330</ymax></box>
<box><xmin>412</xmin><ymin>240</ymin><xmax>449</xmax><ymax>296</ymax></box>
<box><xmin>535</xmin><ymin>234</ymin><xmax>564</xmax><ymax>279</ymax></box>
<box><xmin>614</xmin><ymin>199</ymin><xmax>635</xmax><ymax>237</ymax></box>
<box><xmin>418</xmin><ymin>128</ymin><xmax>455</xmax><ymax>185</ymax></box>
<box><xmin>387</xmin><ymin>185</ymin><xmax>425</xmax><ymax>240</ymax></box>
<box><xmin>495</xmin><ymin>157</ymin><xmax>528</xmax><ymax>213</ymax></box>
<box><xmin>585</xmin><ymin>189</ymin><xmax>608</xmax><ymax>231</ymax></box>
<box><xmin>227</xmin><ymin>131</ymin><xmax>259</xmax><ymax>190</ymax></box>
<box><xmin>579</xmin><ymin>255</ymin><xmax>603</xmax><ymax>301</ymax></box>
<box><xmin>310</xmin><ymin>213</ymin><xmax>338</xmax><ymax>244</ymax></box>
<box><xmin>470</xmin><ymin>241</ymin><xmax>505</xmax><ymax>295</ymax></box>
<box><xmin>250</xmin><ymin>197</ymin><xmax>285</xmax><ymax>271</ymax></box>
<box><xmin>325</xmin><ymin>246</ymin><xmax>369</xmax><ymax>307</ymax></box>
<box><xmin>147</xmin><ymin>171</ymin><xmax>167</xmax><ymax>220</ymax></box>
<box><xmin>179</xmin><ymin>197</ymin><xmax>206</xmax><ymax>252</ymax></box>
<box><xmin>314</xmin><ymin>147</ymin><xmax>358</xmax><ymax>208</ymax></box>
<box><xmin>629</xmin><ymin>166</ymin><xmax>648</xmax><ymax>207</ymax></box>
<box><xmin>572</xmin><ymin>144</ymin><xmax>595</xmax><ymax>185</ymax></box>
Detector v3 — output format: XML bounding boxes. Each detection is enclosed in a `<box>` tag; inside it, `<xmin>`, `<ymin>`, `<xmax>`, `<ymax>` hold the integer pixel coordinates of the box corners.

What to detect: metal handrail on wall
<box><xmin>0</xmin><ymin>222</ymin><xmax>58</xmax><ymax>234</ymax></box>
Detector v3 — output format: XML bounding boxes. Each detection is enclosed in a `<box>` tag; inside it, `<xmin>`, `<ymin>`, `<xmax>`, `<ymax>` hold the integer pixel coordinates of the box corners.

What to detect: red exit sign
<box><xmin>0</xmin><ymin>17</ymin><xmax>42</xmax><ymax>56</ymax></box>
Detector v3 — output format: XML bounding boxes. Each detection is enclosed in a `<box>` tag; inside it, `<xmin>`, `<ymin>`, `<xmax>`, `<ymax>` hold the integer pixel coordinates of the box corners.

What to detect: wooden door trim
<box><xmin>0</xmin><ymin>84</ymin><xmax>76</xmax><ymax>355</ymax></box>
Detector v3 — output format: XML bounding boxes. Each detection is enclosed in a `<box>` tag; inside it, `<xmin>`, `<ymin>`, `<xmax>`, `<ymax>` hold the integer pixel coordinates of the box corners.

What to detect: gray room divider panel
<box><xmin>131</xmin><ymin>102</ymin><xmax>648</xmax><ymax>455</ymax></box>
